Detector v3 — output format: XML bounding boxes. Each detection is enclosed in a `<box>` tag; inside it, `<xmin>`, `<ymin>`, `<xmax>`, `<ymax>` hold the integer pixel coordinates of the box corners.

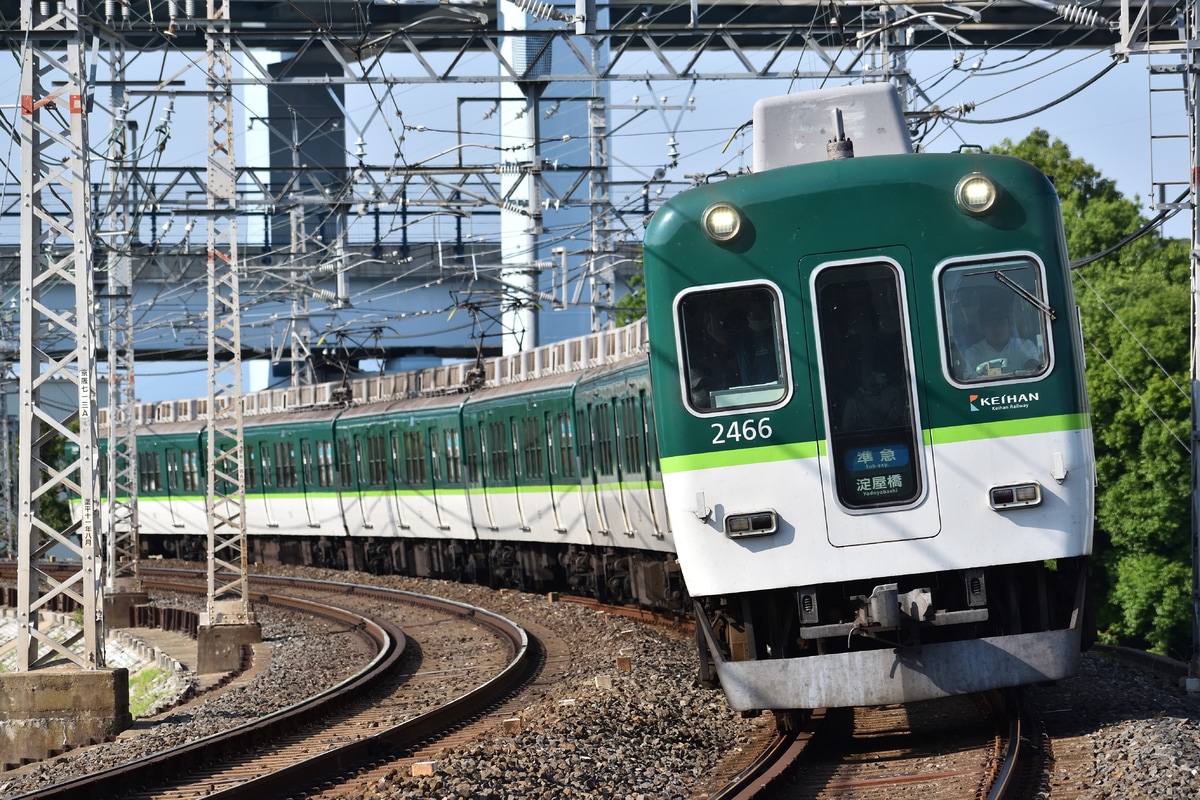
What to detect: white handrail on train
<box><xmin>104</xmin><ymin>318</ymin><xmax>649</xmax><ymax>427</ymax></box>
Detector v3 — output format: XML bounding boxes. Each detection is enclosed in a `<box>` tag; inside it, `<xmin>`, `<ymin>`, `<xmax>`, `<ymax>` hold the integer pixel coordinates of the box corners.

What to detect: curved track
<box><xmin>714</xmin><ymin>691</ymin><xmax>1043</xmax><ymax>800</ymax></box>
<box><xmin>9</xmin><ymin>570</ymin><xmax>534</xmax><ymax>800</ymax></box>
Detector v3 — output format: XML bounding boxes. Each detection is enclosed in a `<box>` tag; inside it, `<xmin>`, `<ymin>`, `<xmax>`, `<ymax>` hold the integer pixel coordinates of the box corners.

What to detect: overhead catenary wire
<box><xmin>0</xmin><ymin>0</ymin><xmax>1186</xmax><ymax>377</ymax></box>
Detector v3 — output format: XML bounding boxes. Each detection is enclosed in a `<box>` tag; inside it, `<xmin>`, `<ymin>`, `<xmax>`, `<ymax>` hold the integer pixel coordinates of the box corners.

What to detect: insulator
<box><xmin>512</xmin><ymin>0</ymin><xmax>569</xmax><ymax>23</ymax></box>
<box><xmin>1057</xmin><ymin>3</ymin><xmax>1107</xmax><ymax>29</ymax></box>
<box><xmin>105</xmin><ymin>0</ymin><xmax>116</xmax><ymax>22</ymax></box>
<box><xmin>40</xmin><ymin>1</ymin><xmax>52</xmax><ymax>15</ymax></box>
<box><xmin>168</xmin><ymin>0</ymin><xmax>179</xmax><ymax>20</ymax></box>
<box><xmin>186</xmin><ymin>0</ymin><xmax>196</xmax><ymax>18</ymax></box>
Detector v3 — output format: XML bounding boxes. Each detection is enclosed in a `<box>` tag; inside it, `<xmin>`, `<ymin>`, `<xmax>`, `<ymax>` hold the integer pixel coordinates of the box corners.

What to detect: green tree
<box><xmin>9</xmin><ymin>421</ymin><xmax>75</xmax><ymax>553</ymax></box>
<box><xmin>615</xmin><ymin>267</ymin><xmax>646</xmax><ymax>326</ymax></box>
<box><xmin>992</xmin><ymin>129</ymin><xmax>1193</xmax><ymax>657</ymax></box>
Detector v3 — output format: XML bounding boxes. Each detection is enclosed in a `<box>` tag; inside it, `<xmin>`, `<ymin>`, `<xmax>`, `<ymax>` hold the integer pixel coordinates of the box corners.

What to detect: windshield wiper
<box><xmin>965</xmin><ymin>267</ymin><xmax>1057</xmax><ymax>322</ymax></box>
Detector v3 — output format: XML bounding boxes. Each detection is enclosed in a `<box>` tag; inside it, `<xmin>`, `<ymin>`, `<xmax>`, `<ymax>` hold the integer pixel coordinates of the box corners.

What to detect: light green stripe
<box><xmin>930</xmin><ymin>413</ymin><xmax>1088</xmax><ymax>445</ymax></box>
<box><xmin>660</xmin><ymin>414</ymin><xmax>1087</xmax><ymax>474</ymax></box>
<box><xmin>661</xmin><ymin>441</ymin><xmax>820</xmax><ymax>474</ymax></box>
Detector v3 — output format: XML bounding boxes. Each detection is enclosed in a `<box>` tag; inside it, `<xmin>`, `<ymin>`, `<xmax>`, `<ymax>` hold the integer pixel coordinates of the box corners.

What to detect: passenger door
<box><xmin>805</xmin><ymin>250</ymin><xmax>942</xmax><ymax>546</ymax></box>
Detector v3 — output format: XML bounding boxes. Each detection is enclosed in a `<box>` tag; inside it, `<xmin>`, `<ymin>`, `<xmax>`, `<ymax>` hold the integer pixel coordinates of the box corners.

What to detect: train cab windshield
<box><xmin>940</xmin><ymin>257</ymin><xmax>1052</xmax><ymax>384</ymax></box>
<box><xmin>677</xmin><ymin>284</ymin><xmax>788</xmax><ymax>413</ymax></box>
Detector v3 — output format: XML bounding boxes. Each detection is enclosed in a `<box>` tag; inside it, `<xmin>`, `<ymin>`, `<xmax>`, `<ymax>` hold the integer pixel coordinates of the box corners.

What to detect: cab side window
<box><xmin>940</xmin><ymin>258</ymin><xmax>1050</xmax><ymax>384</ymax></box>
<box><xmin>677</xmin><ymin>284</ymin><xmax>787</xmax><ymax>413</ymax></box>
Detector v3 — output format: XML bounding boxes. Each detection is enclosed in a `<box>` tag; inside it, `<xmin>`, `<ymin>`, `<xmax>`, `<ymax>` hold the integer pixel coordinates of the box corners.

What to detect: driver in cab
<box><xmin>963</xmin><ymin>299</ymin><xmax>1041</xmax><ymax>378</ymax></box>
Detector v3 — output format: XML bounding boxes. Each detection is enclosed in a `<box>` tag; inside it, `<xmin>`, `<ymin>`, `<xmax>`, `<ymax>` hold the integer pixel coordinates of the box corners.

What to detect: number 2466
<box><xmin>711</xmin><ymin>417</ymin><xmax>773</xmax><ymax>445</ymax></box>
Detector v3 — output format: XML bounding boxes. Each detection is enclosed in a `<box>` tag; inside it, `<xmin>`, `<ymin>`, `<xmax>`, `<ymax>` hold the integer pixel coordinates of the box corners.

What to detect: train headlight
<box><xmin>702</xmin><ymin>202</ymin><xmax>743</xmax><ymax>243</ymax></box>
<box><xmin>955</xmin><ymin>173</ymin><xmax>997</xmax><ymax>215</ymax></box>
<box><xmin>724</xmin><ymin>510</ymin><xmax>777</xmax><ymax>538</ymax></box>
<box><xmin>989</xmin><ymin>482</ymin><xmax>1042</xmax><ymax>510</ymax></box>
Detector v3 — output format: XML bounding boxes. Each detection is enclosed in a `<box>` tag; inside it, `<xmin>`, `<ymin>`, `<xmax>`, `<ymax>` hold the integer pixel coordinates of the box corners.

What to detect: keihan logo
<box><xmin>970</xmin><ymin>392</ymin><xmax>1039</xmax><ymax>412</ymax></box>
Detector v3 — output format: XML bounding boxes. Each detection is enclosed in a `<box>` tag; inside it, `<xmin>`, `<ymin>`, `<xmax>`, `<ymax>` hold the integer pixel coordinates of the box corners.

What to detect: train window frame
<box><xmin>166</xmin><ymin>450</ymin><xmax>180</xmax><ymax>492</ymax></box>
<box><xmin>182</xmin><ymin>449</ymin><xmax>199</xmax><ymax>492</ymax></box>
<box><xmin>316</xmin><ymin>439</ymin><xmax>334</xmax><ymax>488</ymax></box>
<box><xmin>463</xmin><ymin>425</ymin><xmax>481</xmax><ymax>485</ymax></box>
<box><xmin>811</xmin><ymin>257</ymin><xmax>927</xmax><ymax>513</ymax></box>
<box><xmin>138</xmin><ymin>451</ymin><xmax>162</xmax><ymax>493</ymax></box>
<box><xmin>935</xmin><ymin>252</ymin><xmax>1054</xmax><ymax>388</ymax></box>
<box><xmin>673</xmin><ymin>280</ymin><xmax>792</xmax><ymax>417</ymax></box>
<box><xmin>366</xmin><ymin>433</ymin><xmax>388</xmax><ymax>486</ymax></box>
<box><xmin>444</xmin><ymin>428</ymin><xmax>462</xmax><ymax>484</ymax></box>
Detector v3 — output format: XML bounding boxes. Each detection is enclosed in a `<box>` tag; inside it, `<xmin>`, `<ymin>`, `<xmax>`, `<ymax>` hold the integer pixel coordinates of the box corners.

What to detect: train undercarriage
<box><xmin>140</xmin><ymin>533</ymin><xmax>689</xmax><ymax>615</ymax></box>
<box><xmin>693</xmin><ymin>556</ymin><xmax>1092</xmax><ymax>713</ymax></box>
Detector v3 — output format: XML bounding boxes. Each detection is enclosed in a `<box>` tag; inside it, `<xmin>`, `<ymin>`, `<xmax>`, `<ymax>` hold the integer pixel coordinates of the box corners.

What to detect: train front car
<box><xmin>643</xmin><ymin>85</ymin><xmax>1094</xmax><ymax>717</ymax></box>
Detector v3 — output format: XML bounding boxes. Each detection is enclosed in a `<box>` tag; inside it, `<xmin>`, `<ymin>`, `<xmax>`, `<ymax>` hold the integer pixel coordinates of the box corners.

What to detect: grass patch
<box><xmin>128</xmin><ymin>666</ymin><xmax>174</xmax><ymax>717</ymax></box>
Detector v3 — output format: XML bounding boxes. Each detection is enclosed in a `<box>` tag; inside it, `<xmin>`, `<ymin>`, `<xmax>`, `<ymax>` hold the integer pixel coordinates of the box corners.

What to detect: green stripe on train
<box><xmin>930</xmin><ymin>413</ymin><xmax>1089</xmax><ymax>444</ymax></box>
<box><xmin>660</xmin><ymin>414</ymin><xmax>1088</xmax><ymax>474</ymax></box>
<box><xmin>660</xmin><ymin>441</ymin><xmax>821</xmax><ymax>474</ymax></box>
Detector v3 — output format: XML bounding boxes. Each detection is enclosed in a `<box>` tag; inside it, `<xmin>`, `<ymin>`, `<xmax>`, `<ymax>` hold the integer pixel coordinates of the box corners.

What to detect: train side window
<box><xmin>522</xmin><ymin>415</ymin><xmax>543</xmax><ymax>478</ymax></box>
<box><xmin>301</xmin><ymin>441</ymin><xmax>314</xmax><ymax>488</ymax></box>
<box><xmin>463</xmin><ymin>426</ymin><xmax>480</xmax><ymax>484</ymax></box>
<box><xmin>316</xmin><ymin>440</ymin><xmax>334</xmax><ymax>488</ymax></box>
<box><xmin>138</xmin><ymin>451</ymin><xmax>161</xmax><ymax>492</ymax></box>
<box><xmin>275</xmin><ymin>442</ymin><xmax>295</xmax><ymax>488</ymax></box>
<box><xmin>337</xmin><ymin>439</ymin><xmax>353</xmax><ymax>489</ymax></box>
<box><xmin>366</xmin><ymin>434</ymin><xmax>388</xmax><ymax>486</ymax></box>
<box><xmin>815</xmin><ymin>261</ymin><xmax>922</xmax><ymax>509</ymax></box>
<box><xmin>182</xmin><ymin>450</ymin><xmax>199</xmax><ymax>492</ymax></box>
<box><xmin>166</xmin><ymin>450</ymin><xmax>180</xmax><ymax>491</ymax></box>
<box><xmin>557</xmin><ymin>412</ymin><xmax>575</xmax><ymax>478</ymax></box>
<box><xmin>403</xmin><ymin>430</ymin><xmax>427</xmax><ymax>483</ymax></box>
<box><xmin>621</xmin><ymin>396</ymin><xmax>643</xmax><ymax>473</ymax></box>
<box><xmin>939</xmin><ymin>258</ymin><xmax>1050</xmax><ymax>383</ymax></box>
<box><xmin>575</xmin><ymin>409</ymin><xmax>591</xmax><ymax>477</ymax></box>
<box><xmin>677</xmin><ymin>284</ymin><xmax>787</xmax><ymax>412</ymax></box>
<box><xmin>242</xmin><ymin>447</ymin><xmax>256</xmax><ymax>489</ymax></box>
<box><xmin>595</xmin><ymin>403</ymin><xmax>615</xmax><ymax>476</ymax></box>
<box><xmin>260</xmin><ymin>443</ymin><xmax>274</xmax><ymax>488</ymax></box>
<box><xmin>487</xmin><ymin>421</ymin><xmax>510</xmax><ymax>481</ymax></box>
<box><xmin>444</xmin><ymin>429</ymin><xmax>462</xmax><ymax>484</ymax></box>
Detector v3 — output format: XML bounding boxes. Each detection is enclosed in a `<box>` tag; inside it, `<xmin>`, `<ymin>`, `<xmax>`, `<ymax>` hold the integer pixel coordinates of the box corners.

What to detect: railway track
<box><xmin>7</xmin><ymin>569</ymin><xmax>535</xmax><ymax>800</ymax></box>
<box><xmin>2</xmin><ymin>565</ymin><xmax>1061</xmax><ymax>799</ymax></box>
<box><xmin>706</xmin><ymin>691</ymin><xmax>1043</xmax><ymax>800</ymax></box>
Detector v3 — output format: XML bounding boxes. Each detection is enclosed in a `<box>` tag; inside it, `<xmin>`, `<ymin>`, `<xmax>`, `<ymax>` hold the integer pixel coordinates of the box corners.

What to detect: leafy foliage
<box><xmin>993</xmin><ymin>129</ymin><xmax>1193</xmax><ymax>658</ymax></box>
<box><xmin>615</xmin><ymin>266</ymin><xmax>646</xmax><ymax>326</ymax></box>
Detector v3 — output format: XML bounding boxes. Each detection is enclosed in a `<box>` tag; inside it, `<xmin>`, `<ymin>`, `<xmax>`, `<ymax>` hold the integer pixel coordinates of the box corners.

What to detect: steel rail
<box><xmin>8</xmin><ymin>571</ymin><xmax>532</xmax><ymax>800</ymax></box>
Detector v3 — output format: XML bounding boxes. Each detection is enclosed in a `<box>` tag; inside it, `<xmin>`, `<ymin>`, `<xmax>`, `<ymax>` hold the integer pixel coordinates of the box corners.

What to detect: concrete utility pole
<box><xmin>200</xmin><ymin>0</ymin><xmax>261</xmax><ymax>670</ymax></box>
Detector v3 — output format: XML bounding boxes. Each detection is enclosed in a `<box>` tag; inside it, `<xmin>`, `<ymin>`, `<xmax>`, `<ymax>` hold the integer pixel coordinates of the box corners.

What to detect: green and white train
<box><xmin>115</xmin><ymin>327</ymin><xmax>679</xmax><ymax>609</ymax></box>
<box><xmin>643</xmin><ymin>85</ymin><xmax>1093</xmax><ymax>716</ymax></box>
<box><xmin>106</xmin><ymin>85</ymin><xmax>1094</xmax><ymax>717</ymax></box>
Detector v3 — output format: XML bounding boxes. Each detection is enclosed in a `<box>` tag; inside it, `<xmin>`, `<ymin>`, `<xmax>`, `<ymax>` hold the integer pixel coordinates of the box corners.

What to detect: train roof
<box><xmin>109</xmin><ymin>320</ymin><xmax>649</xmax><ymax>431</ymax></box>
